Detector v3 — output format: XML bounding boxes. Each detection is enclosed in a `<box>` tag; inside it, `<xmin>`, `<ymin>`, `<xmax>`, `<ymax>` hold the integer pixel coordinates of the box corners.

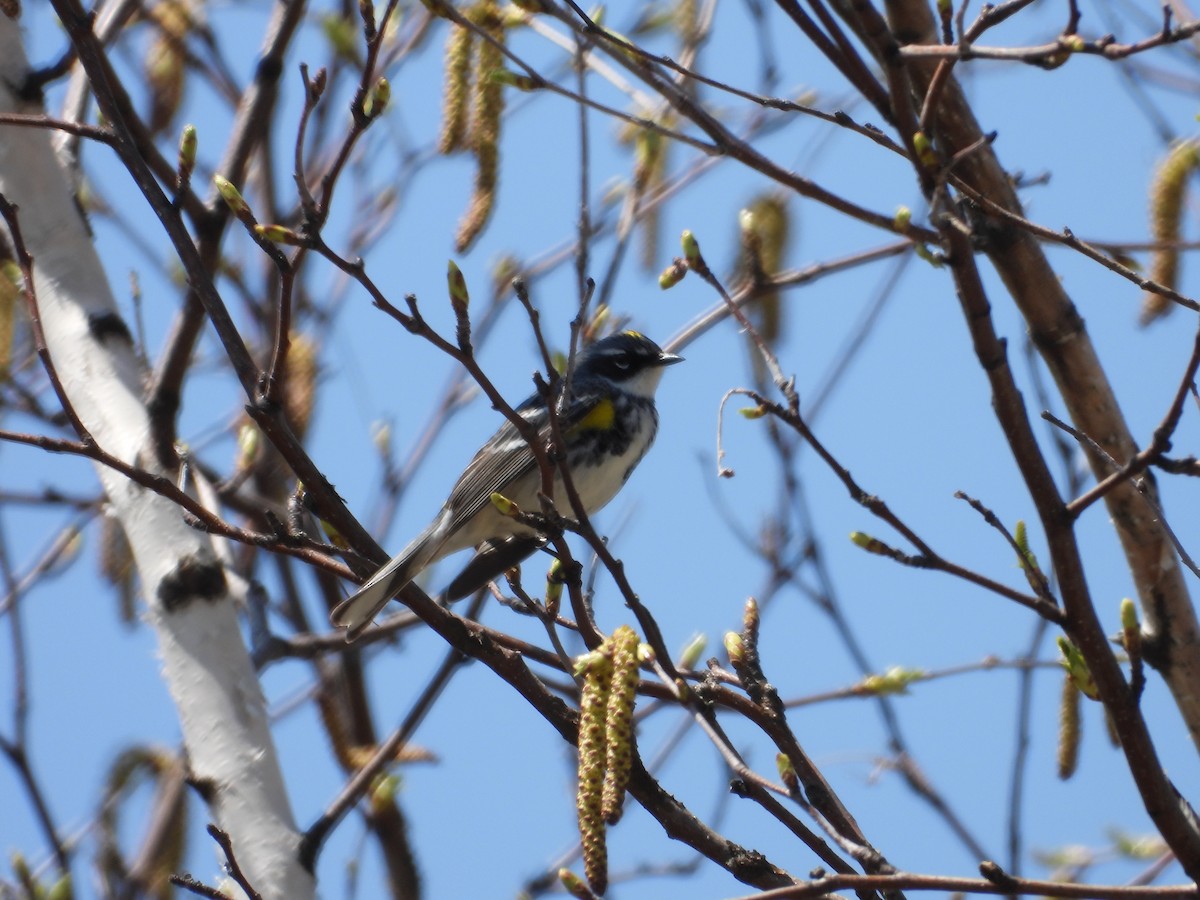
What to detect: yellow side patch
<box><xmin>570</xmin><ymin>397</ymin><xmax>615</xmax><ymax>434</ymax></box>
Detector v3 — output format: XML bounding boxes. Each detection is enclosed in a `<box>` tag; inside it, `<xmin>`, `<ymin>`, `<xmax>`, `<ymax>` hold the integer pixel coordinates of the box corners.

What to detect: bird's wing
<box><xmin>440</xmin><ymin>389</ymin><xmax>608</xmax><ymax>532</ymax></box>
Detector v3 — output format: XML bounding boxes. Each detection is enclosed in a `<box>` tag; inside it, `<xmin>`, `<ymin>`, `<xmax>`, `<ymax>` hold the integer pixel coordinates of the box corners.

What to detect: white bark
<box><xmin>0</xmin><ymin>14</ymin><xmax>314</xmax><ymax>898</ymax></box>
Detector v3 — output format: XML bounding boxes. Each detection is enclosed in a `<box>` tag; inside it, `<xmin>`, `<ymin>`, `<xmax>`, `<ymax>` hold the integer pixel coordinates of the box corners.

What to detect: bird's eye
<box><xmin>612</xmin><ymin>357</ymin><xmax>632</xmax><ymax>371</ymax></box>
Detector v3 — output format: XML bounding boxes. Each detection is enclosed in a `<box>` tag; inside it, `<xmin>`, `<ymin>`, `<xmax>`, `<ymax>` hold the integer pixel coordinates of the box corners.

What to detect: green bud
<box><xmin>488</xmin><ymin>68</ymin><xmax>540</xmax><ymax>91</ymax></box>
<box><xmin>724</xmin><ymin>631</ymin><xmax>744</xmax><ymax>666</ymax></box>
<box><xmin>1057</xmin><ymin>636</ymin><xmax>1100</xmax><ymax>700</ymax></box>
<box><xmin>776</xmin><ymin>752</ymin><xmax>799</xmax><ymax>793</ymax></box>
<box><xmin>673</xmin><ymin>676</ymin><xmax>690</xmax><ymax>702</ymax></box>
<box><xmin>178</xmin><ymin>123</ymin><xmax>197</xmax><ymax>173</ymax></box>
<box><xmin>490</xmin><ymin>491</ymin><xmax>519</xmax><ymax>517</ymax></box>
<box><xmin>677</xmin><ymin>633</ymin><xmax>707</xmax><ymax>669</ymax></box>
<box><xmin>365</xmin><ymin>76</ymin><xmax>391</xmax><ymax>117</ymax></box>
<box><xmin>849</xmin><ymin>531</ymin><xmax>890</xmax><ymax>555</ymax></box>
<box><xmin>738</xmin><ymin>405</ymin><xmax>767</xmax><ymax>419</ymax></box>
<box><xmin>558</xmin><ymin>868</ymin><xmax>591</xmax><ymax>899</ymax></box>
<box><xmin>213</xmin><ymin>174</ymin><xmax>250</xmax><ymax>216</ymax></box>
<box><xmin>1108</xmin><ymin>829</ymin><xmax>1167</xmax><ymax>860</ymax></box>
<box><xmin>912</xmin><ymin>131</ymin><xmax>937</xmax><ymax>168</ymax></box>
<box><xmin>447</xmin><ymin>259</ymin><xmax>470</xmax><ymax>311</ymax></box>
<box><xmin>658</xmin><ymin>259</ymin><xmax>687</xmax><ymax>289</ymax></box>
<box><xmin>1119</xmin><ymin>597</ymin><xmax>1142</xmax><ymax>660</ymax></box>
<box><xmin>254</xmin><ymin>223</ymin><xmax>304</xmax><ymax>245</ymax></box>
<box><xmin>680</xmin><ymin>229</ymin><xmax>700</xmax><ymax>264</ymax></box>
<box><xmin>236</xmin><ymin>422</ymin><xmax>260</xmax><ymax>465</ymax></box>
<box><xmin>47</xmin><ymin>873</ymin><xmax>72</xmax><ymax>900</ymax></box>
<box><xmin>1014</xmin><ymin>519</ymin><xmax>1029</xmax><ymax>555</ymax></box>
<box><xmin>1120</xmin><ymin>597</ymin><xmax>1138</xmax><ymax>632</ymax></box>
<box><xmin>893</xmin><ymin>205</ymin><xmax>912</xmax><ymax>232</ymax></box>
<box><xmin>861</xmin><ymin>665</ymin><xmax>924</xmax><ymax>695</ymax></box>
<box><xmin>913</xmin><ymin>242</ymin><xmax>942</xmax><ymax>267</ymax></box>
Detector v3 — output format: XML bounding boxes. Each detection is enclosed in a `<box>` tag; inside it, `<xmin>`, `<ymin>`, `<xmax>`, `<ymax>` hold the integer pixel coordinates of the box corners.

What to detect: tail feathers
<box><xmin>331</xmin><ymin>530</ymin><xmax>443</xmax><ymax>639</ymax></box>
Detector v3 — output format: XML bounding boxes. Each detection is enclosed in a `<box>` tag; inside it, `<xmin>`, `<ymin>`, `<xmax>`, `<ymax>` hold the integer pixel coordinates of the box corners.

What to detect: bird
<box><xmin>331</xmin><ymin>330</ymin><xmax>683</xmax><ymax>639</ymax></box>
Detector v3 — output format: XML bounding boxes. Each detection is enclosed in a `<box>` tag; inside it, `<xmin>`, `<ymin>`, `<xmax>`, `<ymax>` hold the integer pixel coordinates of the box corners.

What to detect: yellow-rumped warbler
<box><xmin>331</xmin><ymin>331</ymin><xmax>683</xmax><ymax>638</ymax></box>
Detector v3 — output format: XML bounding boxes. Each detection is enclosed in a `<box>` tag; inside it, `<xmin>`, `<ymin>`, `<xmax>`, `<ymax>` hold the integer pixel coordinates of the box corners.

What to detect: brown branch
<box><xmin>898</xmin><ymin>18</ymin><xmax>1200</xmax><ymax>62</ymax></box>
<box><xmin>739</xmin><ymin>868</ymin><xmax>1200</xmax><ymax>899</ymax></box>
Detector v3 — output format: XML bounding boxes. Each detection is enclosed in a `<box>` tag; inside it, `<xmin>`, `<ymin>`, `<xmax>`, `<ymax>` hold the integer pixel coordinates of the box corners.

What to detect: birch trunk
<box><xmin>0</xmin><ymin>12</ymin><xmax>314</xmax><ymax>897</ymax></box>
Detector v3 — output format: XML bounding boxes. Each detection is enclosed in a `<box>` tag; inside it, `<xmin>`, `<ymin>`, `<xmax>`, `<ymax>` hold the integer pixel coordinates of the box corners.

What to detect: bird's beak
<box><xmin>658</xmin><ymin>351</ymin><xmax>684</xmax><ymax>366</ymax></box>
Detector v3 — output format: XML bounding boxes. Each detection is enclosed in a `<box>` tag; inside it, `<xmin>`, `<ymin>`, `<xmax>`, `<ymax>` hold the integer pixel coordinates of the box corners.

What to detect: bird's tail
<box><xmin>330</xmin><ymin>526</ymin><xmax>444</xmax><ymax>639</ymax></box>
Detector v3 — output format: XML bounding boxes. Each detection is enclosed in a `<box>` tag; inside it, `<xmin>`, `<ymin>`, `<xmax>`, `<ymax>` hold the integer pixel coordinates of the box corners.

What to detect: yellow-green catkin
<box><xmin>738</xmin><ymin>194</ymin><xmax>790</xmax><ymax>346</ymax></box>
<box><xmin>0</xmin><ymin>259</ymin><xmax>18</xmax><ymax>377</ymax></box>
<box><xmin>676</xmin><ymin>0</ymin><xmax>700</xmax><ymax>45</ymax></box>
<box><xmin>455</xmin><ymin>1</ymin><xmax>506</xmax><ymax>251</ymax></box>
<box><xmin>1142</xmin><ymin>139</ymin><xmax>1200</xmax><ymax>325</ymax></box>
<box><xmin>1057</xmin><ymin>672</ymin><xmax>1081</xmax><ymax>780</ymax></box>
<box><xmin>633</xmin><ymin>126</ymin><xmax>668</xmax><ymax>271</ymax></box>
<box><xmin>438</xmin><ymin>21</ymin><xmax>475</xmax><ymax>153</ymax></box>
<box><xmin>576</xmin><ymin>649</ymin><xmax>613</xmax><ymax>895</ymax></box>
<box><xmin>145</xmin><ymin>0</ymin><xmax>191</xmax><ymax>134</ymax></box>
<box><xmin>98</xmin><ymin>747</ymin><xmax>188</xmax><ymax>896</ymax></box>
<box><xmin>601</xmin><ymin>626</ymin><xmax>639</xmax><ymax>824</ymax></box>
<box><xmin>283</xmin><ymin>333</ymin><xmax>318</xmax><ymax>439</ymax></box>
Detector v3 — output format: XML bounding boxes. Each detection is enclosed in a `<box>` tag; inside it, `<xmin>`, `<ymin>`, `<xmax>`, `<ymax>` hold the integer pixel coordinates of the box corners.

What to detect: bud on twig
<box><xmin>213</xmin><ymin>174</ymin><xmax>257</xmax><ymax>229</ymax></box>
<box><xmin>487</xmin><ymin>68</ymin><xmax>539</xmax><ymax>91</ymax></box>
<box><xmin>680</xmin><ymin>229</ymin><xmax>700</xmax><ymax>265</ymax></box>
<box><xmin>447</xmin><ymin>259</ymin><xmax>472</xmax><ymax>349</ymax></box>
<box><xmin>558</xmin><ymin>868</ymin><xmax>595</xmax><ymax>899</ymax></box>
<box><xmin>254</xmin><ymin>224</ymin><xmax>305</xmax><ymax>246</ymax></box>
<box><xmin>912</xmin><ymin>131</ymin><xmax>937</xmax><ymax>169</ymax></box>
<box><xmin>849</xmin><ymin>531</ymin><xmax>892</xmax><ymax>555</ymax></box>
<box><xmin>776</xmin><ymin>752</ymin><xmax>799</xmax><ymax>795</ymax></box>
<box><xmin>1057</xmin><ymin>636</ymin><xmax>1099</xmax><ymax>701</ymax></box>
<box><xmin>177</xmin><ymin>124</ymin><xmax>197</xmax><ymax>185</ymax></box>
<box><xmin>724</xmin><ymin>631</ymin><xmax>744</xmax><ymax>667</ymax></box>
<box><xmin>658</xmin><ymin>258</ymin><xmax>687</xmax><ymax>289</ymax></box>
<box><xmin>364</xmin><ymin>76</ymin><xmax>391</xmax><ymax>118</ymax></box>
<box><xmin>677</xmin><ymin>633</ymin><xmax>706</xmax><ymax>670</ymax></box>
<box><xmin>489</xmin><ymin>492</ymin><xmax>519</xmax><ymax>517</ymax></box>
